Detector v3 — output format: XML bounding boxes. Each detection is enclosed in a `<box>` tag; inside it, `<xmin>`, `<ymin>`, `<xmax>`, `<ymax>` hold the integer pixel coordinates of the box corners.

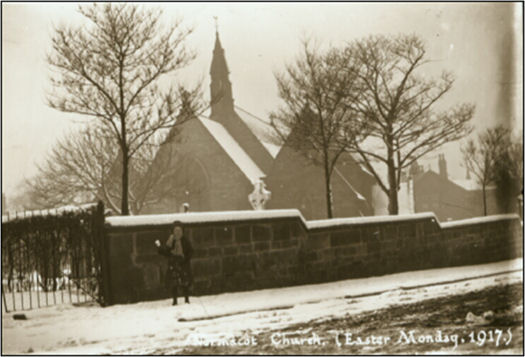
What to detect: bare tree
<box><xmin>269</xmin><ymin>41</ymin><xmax>364</xmax><ymax>218</ymax></box>
<box><xmin>463</xmin><ymin>126</ymin><xmax>523</xmax><ymax>215</ymax></box>
<box><xmin>461</xmin><ymin>134</ymin><xmax>497</xmax><ymax>216</ymax></box>
<box><xmin>493</xmin><ymin>132</ymin><xmax>523</xmax><ymax>213</ymax></box>
<box><xmin>23</xmin><ymin>123</ymin><xmax>191</xmax><ymax>215</ymax></box>
<box><xmin>345</xmin><ymin>34</ymin><xmax>474</xmax><ymax>214</ymax></box>
<box><xmin>47</xmin><ymin>3</ymin><xmax>198</xmax><ymax>215</ymax></box>
<box><xmin>24</xmin><ymin>126</ymin><xmax>117</xmax><ymax>210</ymax></box>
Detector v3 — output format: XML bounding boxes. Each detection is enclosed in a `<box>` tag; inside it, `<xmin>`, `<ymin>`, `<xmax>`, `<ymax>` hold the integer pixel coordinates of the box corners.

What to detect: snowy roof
<box><xmin>451</xmin><ymin>179</ymin><xmax>496</xmax><ymax>191</ymax></box>
<box><xmin>234</xmin><ymin>106</ymin><xmax>376</xmax><ymax>172</ymax></box>
<box><xmin>106</xmin><ymin>209</ymin><xmax>304</xmax><ymax>227</ymax></box>
<box><xmin>235</xmin><ymin>106</ymin><xmax>281</xmax><ymax>158</ymax></box>
<box><xmin>199</xmin><ymin>117</ymin><xmax>266</xmax><ymax>184</ymax></box>
<box><xmin>260</xmin><ymin>142</ymin><xmax>281</xmax><ymax>158</ymax></box>
<box><xmin>334</xmin><ymin>167</ymin><xmax>365</xmax><ymax>201</ymax></box>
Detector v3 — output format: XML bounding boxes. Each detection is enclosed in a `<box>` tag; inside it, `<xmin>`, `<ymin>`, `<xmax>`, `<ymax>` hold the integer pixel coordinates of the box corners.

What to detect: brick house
<box><xmin>411</xmin><ymin>154</ymin><xmax>501</xmax><ymax>221</ymax></box>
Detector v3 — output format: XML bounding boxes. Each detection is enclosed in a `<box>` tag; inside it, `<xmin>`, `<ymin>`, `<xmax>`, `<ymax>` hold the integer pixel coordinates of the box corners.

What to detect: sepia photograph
<box><xmin>1</xmin><ymin>1</ymin><xmax>523</xmax><ymax>355</ymax></box>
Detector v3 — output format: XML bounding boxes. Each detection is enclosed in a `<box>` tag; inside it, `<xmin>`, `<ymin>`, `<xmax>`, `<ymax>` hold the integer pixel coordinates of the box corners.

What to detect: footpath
<box><xmin>2</xmin><ymin>258</ymin><xmax>522</xmax><ymax>354</ymax></box>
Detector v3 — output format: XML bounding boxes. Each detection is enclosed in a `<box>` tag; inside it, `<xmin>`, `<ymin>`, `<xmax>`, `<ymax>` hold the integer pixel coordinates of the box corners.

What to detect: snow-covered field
<box><xmin>2</xmin><ymin>259</ymin><xmax>522</xmax><ymax>354</ymax></box>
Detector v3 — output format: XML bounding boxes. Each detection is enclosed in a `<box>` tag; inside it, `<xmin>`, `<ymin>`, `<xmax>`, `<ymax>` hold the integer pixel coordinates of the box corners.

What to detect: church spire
<box><xmin>210</xmin><ymin>26</ymin><xmax>234</xmax><ymax>115</ymax></box>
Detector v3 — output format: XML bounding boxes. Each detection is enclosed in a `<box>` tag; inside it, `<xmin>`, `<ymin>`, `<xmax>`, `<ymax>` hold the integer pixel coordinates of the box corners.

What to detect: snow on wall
<box><xmin>441</xmin><ymin>214</ymin><xmax>519</xmax><ymax>228</ymax></box>
<box><xmin>105</xmin><ymin>208</ymin><xmax>519</xmax><ymax>231</ymax></box>
<box><xmin>199</xmin><ymin>117</ymin><xmax>266</xmax><ymax>184</ymax></box>
<box><xmin>103</xmin><ymin>204</ymin><xmax>521</xmax><ymax>304</ymax></box>
<box><xmin>306</xmin><ymin>212</ymin><xmax>438</xmax><ymax>229</ymax></box>
<box><xmin>105</xmin><ymin>209</ymin><xmax>305</xmax><ymax>227</ymax></box>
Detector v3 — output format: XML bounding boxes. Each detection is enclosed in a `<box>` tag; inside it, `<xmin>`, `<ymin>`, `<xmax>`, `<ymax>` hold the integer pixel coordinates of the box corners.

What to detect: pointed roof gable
<box><xmin>199</xmin><ymin>117</ymin><xmax>265</xmax><ymax>184</ymax></box>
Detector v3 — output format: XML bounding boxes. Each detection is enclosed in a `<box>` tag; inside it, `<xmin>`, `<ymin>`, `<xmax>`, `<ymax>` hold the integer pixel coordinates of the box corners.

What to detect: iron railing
<box><xmin>1</xmin><ymin>202</ymin><xmax>108</xmax><ymax>312</ymax></box>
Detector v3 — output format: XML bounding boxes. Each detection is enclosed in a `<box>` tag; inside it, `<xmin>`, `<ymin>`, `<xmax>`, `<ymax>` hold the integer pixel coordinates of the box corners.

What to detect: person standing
<box><xmin>155</xmin><ymin>223</ymin><xmax>193</xmax><ymax>305</ymax></box>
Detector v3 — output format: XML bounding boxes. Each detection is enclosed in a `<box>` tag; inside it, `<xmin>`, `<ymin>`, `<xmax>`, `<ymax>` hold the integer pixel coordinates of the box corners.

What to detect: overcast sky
<box><xmin>2</xmin><ymin>2</ymin><xmax>522</xmax><ymax>197</ymax></box>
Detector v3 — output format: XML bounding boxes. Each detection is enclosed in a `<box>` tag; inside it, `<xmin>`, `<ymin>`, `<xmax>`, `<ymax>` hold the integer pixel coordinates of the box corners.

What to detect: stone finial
<box><xmin>249</xmin><ymin>178</ymin><xmax>271</xmax><ymax>210</ymax></box>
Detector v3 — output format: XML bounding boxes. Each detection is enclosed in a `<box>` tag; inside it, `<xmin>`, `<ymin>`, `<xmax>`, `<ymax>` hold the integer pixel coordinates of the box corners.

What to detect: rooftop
<box><xmin>199</xmin><ymin>117</ymin><xmax>266</xmax><ymax>184</ymax></box>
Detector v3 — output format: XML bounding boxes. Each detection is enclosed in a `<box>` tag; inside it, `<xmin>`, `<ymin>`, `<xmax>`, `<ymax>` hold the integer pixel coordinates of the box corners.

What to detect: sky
<box><xmin>2</xmin><ymin>2</ymin><xmax>523</xmax><ymax>199</ymax></box>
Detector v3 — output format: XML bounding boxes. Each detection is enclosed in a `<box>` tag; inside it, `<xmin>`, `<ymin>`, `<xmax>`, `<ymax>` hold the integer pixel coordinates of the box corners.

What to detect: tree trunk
<box><xmin>386</xmin><ymin>145</ymin><xmax>399</xmax><ymax>215</ymax></box>
<box><xmin>482</xmin><ymin>184</ymin><xmax>487</xmax><ymax>216</ymax></box>
<box><xmin>119</xmin><ymin>58</ymin><xmax>129</xmax><ymax>215</ymax></box>
<box><xmin>121</xmin><ymin>152</ymin><xmax>130</xmax><ymax>216</ymax></box>
<box><xmin>120</xmin><ymin>111</ymin><xmax>130</xmax><ymax>215</ymax></box>
<box><xmin>323</xmin><ymin>160</ymin><xmax>334</xmax><ymax>219</ymax></box>
<box><xmin>388</xmin><ymin>187</ymin><xmax>399</xmax><ymax>215</ymax></box>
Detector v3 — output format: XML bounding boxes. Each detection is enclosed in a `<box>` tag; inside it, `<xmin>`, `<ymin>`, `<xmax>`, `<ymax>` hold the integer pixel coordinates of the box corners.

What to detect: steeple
<box><xmin>206</xmin><ymin>27</ymin><xmax>274</xmax><ymax>174</ymax></box>
<box><xmin>210</xmin><ymin>29</ymin><xmax>234</xmax><ymax>115</ymax></box>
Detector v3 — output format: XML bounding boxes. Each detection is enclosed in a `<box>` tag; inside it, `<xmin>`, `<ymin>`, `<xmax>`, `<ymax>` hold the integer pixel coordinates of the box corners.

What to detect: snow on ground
<box><xmin>2</xmin><ymin>259</ymin><xmax>522</xmax><ymax>354</ymax></box>
<box><xmin>2</xmin><ymin>289</ymin><xmax>92</xmax><ymax>313</ymax></box>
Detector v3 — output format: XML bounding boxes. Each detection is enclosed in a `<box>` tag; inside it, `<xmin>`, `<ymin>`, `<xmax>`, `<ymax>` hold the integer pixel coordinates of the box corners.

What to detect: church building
<box><xmin>142</xmin><ymin>31</ymin><xmax>375</xmax><ymax>220</ymax></box>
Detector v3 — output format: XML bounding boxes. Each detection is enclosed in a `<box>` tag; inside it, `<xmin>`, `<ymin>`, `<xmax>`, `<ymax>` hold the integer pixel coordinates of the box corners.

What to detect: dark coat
<box><xmin>158</xmin><ymin>235</ymin><xmax>193</xmax><ymax>288</ymax></box>
<box><xmin>158</xmin><ymin>235</ymin><xmax>193</xmax><ymax>263</ymax></box>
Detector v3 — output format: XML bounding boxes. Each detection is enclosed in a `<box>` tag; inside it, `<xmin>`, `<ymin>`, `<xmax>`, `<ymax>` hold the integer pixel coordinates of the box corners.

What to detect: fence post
<box><xmin>2</xmin><ymin>287</ymin><xmax>9</xmax><ymax>313</ymax></box>
<box><xmin>95</xmin><ymin>201</ymin><xmax>112</xmax><ymax>306</ymax></box>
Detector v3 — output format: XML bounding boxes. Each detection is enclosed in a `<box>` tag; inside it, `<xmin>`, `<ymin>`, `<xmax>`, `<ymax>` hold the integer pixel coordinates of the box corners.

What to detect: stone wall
<box><xmin>104</xmin><ymin>211</ymin><xmax>522</xmax><ymax>305</ymax></box>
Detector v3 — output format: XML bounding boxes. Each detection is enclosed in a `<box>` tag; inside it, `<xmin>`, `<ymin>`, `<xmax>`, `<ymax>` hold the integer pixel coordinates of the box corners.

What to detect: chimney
<box><xmin>438</xmin><ymin>154</ymin><xmax>448</xmax><ymax>180</ymax></box>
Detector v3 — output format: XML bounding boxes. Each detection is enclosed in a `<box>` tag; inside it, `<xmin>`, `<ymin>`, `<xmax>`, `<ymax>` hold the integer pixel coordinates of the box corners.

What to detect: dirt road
<box><xmin>175</xmin><ymin>283</ymin><xmax>523</xmax><ymax>355</ymax></box>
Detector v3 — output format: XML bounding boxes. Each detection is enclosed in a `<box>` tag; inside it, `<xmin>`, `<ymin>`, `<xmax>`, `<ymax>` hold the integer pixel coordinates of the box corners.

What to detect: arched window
<box><xmin>170</xmin><ymin>155</ymin><xmax>210</xmax><ymax>212</ymax></box>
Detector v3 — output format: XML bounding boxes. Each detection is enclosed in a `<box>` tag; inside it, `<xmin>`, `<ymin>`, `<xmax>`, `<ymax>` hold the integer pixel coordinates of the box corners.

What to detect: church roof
<box><xmin>199</xmin><ymin>117</ymin><xmax>265</xmax><ymax>183</ymax></box>
<box><xmin>333</xmin><ymin>167</ymin><xmax>366</xmax><ymax>201</ymax></box>
<box><xmin>234</xmin><ymin>106</ymin><xmax>281</xmax><ymax>158</ymax></box>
